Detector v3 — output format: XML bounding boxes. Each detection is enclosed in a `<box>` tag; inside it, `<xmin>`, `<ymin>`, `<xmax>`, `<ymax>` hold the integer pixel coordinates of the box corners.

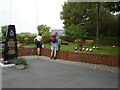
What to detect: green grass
<box><xmin>24</xmin><ymin>44</ymin><xmax>36</xmax><ymax>48</ymax></box>
<box><xmin>43</xmin><ymin>43</ymin><xmax>119</xmax><ymax>55</ymax></box>
<box><xmin>0</xmin><ymin>43</ymin><xmax>119</xmax><ymax>55</ymax></box>
<box><xmin>92</xmin><ymin>46</ymin><xmax>119</xmax><ymax>55</ymax></box>
<box><xmin>0</xmin><ymin>48</ymin><xmax>3</xmax><ymax>50</ymax></box>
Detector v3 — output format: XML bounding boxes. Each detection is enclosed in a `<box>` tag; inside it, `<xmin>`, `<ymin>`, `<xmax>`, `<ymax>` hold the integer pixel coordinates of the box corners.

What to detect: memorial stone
<box><xmin>4</xmin><ymin>25</ymin><xmax>18</xmax><ymax>64</ymax></box>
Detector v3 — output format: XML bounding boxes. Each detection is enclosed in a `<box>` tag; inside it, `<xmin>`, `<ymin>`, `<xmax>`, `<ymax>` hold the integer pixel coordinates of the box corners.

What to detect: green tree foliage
<box><xmin>37</xmin><ymin>25</ymin><xmax>51</xmax><ymax>41</ymax></box>
<box><xmin>66</xmin><ymin>24</ymin><xmax>88</xmax><ymax>40</ymax></box>
<box><xmin>1</xmin><ymin>25</ymin><xmax>8</xmax><ymax>39</ymax></box>
<box><xmin>117</xmin><ymin>14</ymin><xmax>120</xmax><ymax>37</ymax></box>
<box><xmin>60</xmin><ymin>2</ymin><xmax>95</xmax><ymax>35</ymax></box>
<box><xmin>104</xmin><ymin>2</ymin><xmax>120</xmax><ymax>13</ymax></box>
<box><xmin>60</xmin><ymin>2</ymin><xmax>120</xmax><ymax>39</ymax></box>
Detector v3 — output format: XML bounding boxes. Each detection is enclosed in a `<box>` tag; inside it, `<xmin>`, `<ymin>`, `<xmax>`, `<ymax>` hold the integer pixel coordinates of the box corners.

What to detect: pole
<box><xmin>96</xmin><ymin>2</ymin><xmax>99</xmax><ymax>42</ymax></box>
<box><xmin>10</xmin><ymin>0</ymin><xmax>11</xmax><ymax>24</ymax></box>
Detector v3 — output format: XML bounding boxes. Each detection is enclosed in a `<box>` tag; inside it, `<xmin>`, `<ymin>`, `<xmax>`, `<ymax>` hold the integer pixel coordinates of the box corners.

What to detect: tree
<box><xmin>66</xmin><ymin>24</ymin><xmax>88</xmax><ymax>40</ymax></box>
<box><xmin>60</xmin><ymin>2</ymin><xmax>99</xmax><ymax>38</ymax></box>
<box><xmin>37</xmin><ymin>25</ymin><xmax>51</xmax><ymax>41</ymax></box>
<box><xmin>103</xmin><ymin>2</ymin><xmax>120</xmax><ymax>13</ymax></box>
<box><xmin>1</xmin><ymin>25</ymin><xmax>8</xmax><ymax>39</ymax></box>
<box><xmin>60</xmin><ymin>2</ymin><xmax>119</xmax><ymax>39</ymax></box>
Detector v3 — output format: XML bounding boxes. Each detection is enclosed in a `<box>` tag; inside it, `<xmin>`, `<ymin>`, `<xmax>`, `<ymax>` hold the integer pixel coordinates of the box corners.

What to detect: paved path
<box><xmin>2</xmin><ymin>56</ymin><xmax>118</xmax><ymax>88</ymax></box>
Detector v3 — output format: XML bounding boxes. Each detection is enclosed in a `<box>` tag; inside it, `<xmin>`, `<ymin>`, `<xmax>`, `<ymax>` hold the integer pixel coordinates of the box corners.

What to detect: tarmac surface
<box><xmin>2</xmin><ymin>56</ymin><xmax>118</xmax><ymax>88</ymax></box>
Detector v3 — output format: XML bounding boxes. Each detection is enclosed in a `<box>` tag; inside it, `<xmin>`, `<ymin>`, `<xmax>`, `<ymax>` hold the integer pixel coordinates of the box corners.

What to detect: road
<box><xmin>2</xmin><ymin>57</ymin><xmax>118</xmax><ymax>88</ymax></box>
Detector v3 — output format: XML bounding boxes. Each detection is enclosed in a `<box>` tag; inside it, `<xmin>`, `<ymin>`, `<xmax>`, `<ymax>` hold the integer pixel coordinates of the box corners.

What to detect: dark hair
<box><xmin>55</xmin><ymin>32</ymin><xmax>58</xmax><ymax>35</ymax></box>
<box><xmin>39</xmin><ymin>33</ymin><xmax>42</xmax><ymax>36</ymax></box>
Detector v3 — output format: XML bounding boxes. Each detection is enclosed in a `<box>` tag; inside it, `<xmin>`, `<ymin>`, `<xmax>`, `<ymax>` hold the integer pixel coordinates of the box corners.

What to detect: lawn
<box><xmin>24</xmin><ymin>44</ymin><xmax>36</xmax><ymax>48</ymax></box>
<box><xmin>0</xmin><ymin>43</ymin><xmax>119</xmax><ymax>55</ymax></box>
<box><xmin>43</xmin><ymin>43</ymin><xmax>119</xmax><ymax>55</ymax></box>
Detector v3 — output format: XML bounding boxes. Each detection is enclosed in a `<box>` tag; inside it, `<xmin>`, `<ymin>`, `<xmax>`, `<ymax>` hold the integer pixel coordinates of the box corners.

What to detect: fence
<box><xmin>0</xmin><ymin>48</ymin><xmax>119</xmax><ymax>67</ymax></box>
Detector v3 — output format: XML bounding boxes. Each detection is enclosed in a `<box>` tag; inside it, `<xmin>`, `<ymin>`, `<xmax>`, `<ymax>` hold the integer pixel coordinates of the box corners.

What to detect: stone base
<box><xmin>0</xmin><ymin>62</ymin><xmax>15</xmax><ymax>68</ymax></box>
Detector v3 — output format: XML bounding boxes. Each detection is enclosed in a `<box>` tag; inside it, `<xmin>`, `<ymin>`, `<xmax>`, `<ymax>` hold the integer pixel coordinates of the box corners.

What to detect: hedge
<box><xmin>59</xmin><ymin>36</ymin><xmax>75</xmax><ymax>42</ymax></box>
<box><xmin>86</xmin><ymin>36</ymin><xmax>120</xmax><ymax>43</ymax></box>
<box><xmin>17</xmin><ymin>35</ymin><xmax>51</xmax><ymax>43</ymax></box>
<box><xmin>17</xmin><ymin>36</ymin><xmax>36</xmax><ymax>42</ymax></box>
<box><xmin>1</xmin><ymin>35</ymin><xmax>119</xmax><ymax>43</ymax></box>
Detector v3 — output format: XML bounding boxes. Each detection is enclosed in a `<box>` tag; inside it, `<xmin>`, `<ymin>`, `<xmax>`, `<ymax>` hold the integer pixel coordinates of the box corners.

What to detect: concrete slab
<box><xmin>0</xmin><ymin>63</ymin><xmax>15</xmax><ymax>69</ymax></box>
<box><xmin>2</xmin><ymin>58</ymin><xmax>118</xmax><ymax>88</ymax></box>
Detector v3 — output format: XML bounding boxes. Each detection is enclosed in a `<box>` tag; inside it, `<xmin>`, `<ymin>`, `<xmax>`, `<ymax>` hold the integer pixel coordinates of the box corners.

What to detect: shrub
<box><xmin>42</xmin><ymin>35</ymin><xmax>51</xmax><ymax>42</ymax></box>
<box><xmin>17</xmin><ymin>36</ymin><xmax>36</xmax><ymax>42</ymax></box>
<box><xmin>74</xmin><ymin>39</ymin><xmax>82</xmax><ymax>43</ymax></box>
<box><xmin>59</xmin><ymin>36</ymin><xmax>75</xmax><ymax>42</ymax></box>
<box><xmin>14</xmin><ymin>57</ymin><xmax>27</xmax><ymax>65</ymax></box>
<box><xmin>61</xmin><ymin>40</ymin><xmax>68</xmax><ymax>45</ymax></box>
<box><xmin>86</xmin><ymin>36</ymin><xmax>119</xmax><ymax>42</ymax></box>
<box><xmin>0</xmin><ymin>37</ymin><xmax>2</xmax><ymax>41</ymax></box>
<box><xmin>102</xmin><ymin>37</ymin><xmax>119</xmax><ymax>42</ymax></box>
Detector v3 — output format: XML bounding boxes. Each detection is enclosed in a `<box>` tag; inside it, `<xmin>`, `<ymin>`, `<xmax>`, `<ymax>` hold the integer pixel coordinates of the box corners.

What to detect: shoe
<box><xmin>38</xmin><ymin>54</ymin><xmax>41</xmax><ymax>56</ymax></box>
<box><xmin>53</xmin><ymin>57</ymin><xmax>56</xmax><ymax>60</ymax></box>
<box><xmin>50</xmin><ymin>57</ymin><xmax>53</xmax><ymax>59</ymax></box>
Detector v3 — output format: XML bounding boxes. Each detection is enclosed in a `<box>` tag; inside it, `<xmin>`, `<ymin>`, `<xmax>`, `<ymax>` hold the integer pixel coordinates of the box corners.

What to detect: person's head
<box><xmin>39</xmin><ymin>33</ymin><xmax>42</xmax><ymax>36</ymax></box>
<box><xmin>55</xmin><ymin>32</ymin><xmax>58</xmax><ymax>35</ymax></box>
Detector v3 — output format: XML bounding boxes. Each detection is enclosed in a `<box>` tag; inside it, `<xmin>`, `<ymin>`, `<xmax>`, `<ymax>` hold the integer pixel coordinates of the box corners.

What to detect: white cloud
<box><xmin>0</xmin><ymin>0</ymin><xmax>65</xmax><ymax>34</ymax></box>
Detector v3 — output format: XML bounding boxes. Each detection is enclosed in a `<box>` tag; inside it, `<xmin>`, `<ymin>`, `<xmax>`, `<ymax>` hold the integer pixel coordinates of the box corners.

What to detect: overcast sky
<box><xmin>0</xmin><ymin>0</ymin><xmax>65</xmax><ymax>34</ymax></box>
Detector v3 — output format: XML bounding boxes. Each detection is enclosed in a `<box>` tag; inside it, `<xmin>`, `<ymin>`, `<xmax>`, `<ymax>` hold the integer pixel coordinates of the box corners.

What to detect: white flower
<box><xmin>82</xmin><ymin>48</ymin><xmax>85</xmax><ymax>51</ymax></box>
<box><xmin>86</xmin><ymin>48</ymin><xmax>89</xmax><ymax>51</ymax></box>
<box><xmin>89</xmin><ymin>48</ymin><xmax>92</xmax><ymax>52</ymax></box>
<box><xmin>75</xmin><ymin>47</ymin><xmax>78</xmax><ymax>49</ymax></box>
<box><xmin>113</xmin><ymin>46</ymin><xmax>115</xmax><ymax>48</ymax></box>
<box><xmin>42</xmin><ymin>45</ymin><xmax>44</xmax><ymax>48</ymax></box>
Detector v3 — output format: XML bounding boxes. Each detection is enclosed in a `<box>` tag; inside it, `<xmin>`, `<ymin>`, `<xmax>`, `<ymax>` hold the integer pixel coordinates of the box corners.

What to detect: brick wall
<box><xmin>0</xmin><ymin>48</ymin><xmax>119</xmax><ymax>67</ymax></box>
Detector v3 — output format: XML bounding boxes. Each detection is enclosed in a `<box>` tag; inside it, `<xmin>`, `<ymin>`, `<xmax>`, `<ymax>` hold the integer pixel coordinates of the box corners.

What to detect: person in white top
<box><xmin>34</xmin><ymin>33</ymin><xmax>42</xmax><ymax>56</ymax></box>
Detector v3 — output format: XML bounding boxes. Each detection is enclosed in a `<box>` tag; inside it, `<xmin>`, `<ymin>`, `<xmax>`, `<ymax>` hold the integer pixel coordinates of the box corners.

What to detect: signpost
<box><xmin>3</xmin><ymin>25</ymin><xmax>18</xmax><ymax>64</ymax></box>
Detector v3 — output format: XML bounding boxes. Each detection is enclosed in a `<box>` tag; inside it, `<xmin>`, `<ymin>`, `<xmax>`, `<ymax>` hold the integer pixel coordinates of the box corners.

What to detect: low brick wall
<box><xmin>41</xmin><ymin>48</ymin><xmax>119</xmax><ymax>67</ymax></box>
<box><xmin>0</xmin><ymin>48</ymin><xmax>119</xmax><ymax>67</ymax></box>
<box><xmin>18</xmin><ymin>48</ymin><xmax>37</xmax><ymax>56</ymax></box>
<box><xmin>41</xmin><ymin>48</ymin><xmax>51</xmax><ymax>57</ymax></box>
<box><xmin>67</xmin><ymin>52</ymin><xmax>119</xmax><ymax>67</ymax></box>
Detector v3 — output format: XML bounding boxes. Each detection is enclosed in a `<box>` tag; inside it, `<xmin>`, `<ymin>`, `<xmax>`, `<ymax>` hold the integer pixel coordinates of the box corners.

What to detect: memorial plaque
<box><xmin>4</xmin><ymin>25</ymin><xmax>18</xmax><ymax>64</ymax></box>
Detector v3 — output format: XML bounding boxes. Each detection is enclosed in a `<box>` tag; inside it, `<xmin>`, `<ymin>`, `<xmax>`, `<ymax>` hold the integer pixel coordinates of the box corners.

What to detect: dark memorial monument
<box><xmin>4</xmin><ymin>25</ymin><xmax>18</xmax><ymax>64</ymax></box>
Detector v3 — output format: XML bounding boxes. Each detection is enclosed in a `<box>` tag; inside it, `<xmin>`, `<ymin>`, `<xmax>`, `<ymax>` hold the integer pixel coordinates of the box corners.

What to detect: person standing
<box><xmin>34</xmin><ymin>33</ymin><xmax>42</xmax><ymax>56</ymax></box>
<box><xmin>50</xmin><ymin>32</ymin><xmax>60</xmax><ymax>60</ymax></box>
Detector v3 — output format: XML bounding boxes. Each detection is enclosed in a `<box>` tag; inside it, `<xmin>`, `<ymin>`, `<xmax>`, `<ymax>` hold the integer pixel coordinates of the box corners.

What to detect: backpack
<box><xmin>51</xmin><ymin>34</ymin><xmax>57</xmax><ymax>43</ymax></box>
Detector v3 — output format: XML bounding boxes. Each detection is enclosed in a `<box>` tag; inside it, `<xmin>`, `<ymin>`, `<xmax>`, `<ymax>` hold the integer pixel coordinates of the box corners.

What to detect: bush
<box><xmin>0</xmin><ymin>37</ymin><xmax>2</xmax><ymax>41</ymax></box>
<box><xmin>61</xmin><ymin>40</ymin><xmax>68</xmax><ymax>45</ymax></box>
<box><xmin>14</xmin><ymin>57</ymin><xmax>27</xmax><ymax>65</ymax></box>
<box><xmin>42</xmin><ymin>35</ymin><xmax>51</xmax><ymax>42</ymax></box>
<box><xmin>74</xmin><ymin>39</ymin><xmax>82</xmax><ymax>43</ymax></box>
<box><xmin>102</xmin><ymin>37</ymin><xmax>119</xmax><ymax>42</ymax></box>
<box><xmin>86</xmin><ymin>36</ymin><xmax>96</xmax><ymax>41</ymax></box>
<box><xmin>86</xmin><ymin>36</ymin><xmax>119</xmax><ymax>42</ymax></box>
<box><xmin>17</xmin><ymin>36</ymin><xmax>36</xmax><ymax>42</ymax></box>
<box><xmin>59</xmin><ymin>36</ymin><xmax>75</xmax><ymax>42</ymax></box>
